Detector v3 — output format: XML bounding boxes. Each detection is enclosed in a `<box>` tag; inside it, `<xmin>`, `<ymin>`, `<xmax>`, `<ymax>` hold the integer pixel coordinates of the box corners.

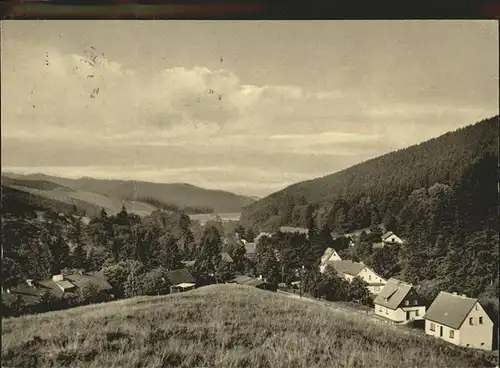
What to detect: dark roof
<box><xmin>165</xmin><ymin>268</ymin><xmax>195</xmax><ymax>286</ymax></box>
<box><xmin>424</xmin><ymin>291</ymin><xmax>479</xmax><ymax>329</ymax></box>
<box><xmin>243</xmin><ymin>279</ymin><xmax>266</xmax><ymax>287</ymax></box>
<box><xmin>231</xmin><ymin>275</ymin><xmax>253</xmax><ymax>284</ymax></box>
<box><xmin>2</xmin><ymin>272</ymin><xmax>112</xmax><ymax>306</ymax></box>
<box><xmin>328</xmin><ymin>260</ymin><xmax>365</xmax><ymax>276</ymax></box>
<box><xmin>65</xmin><ymin>271</ymin><xmax>112</xmax><ymax>292</ymax></box>
<box><xmin>374</xmin><ymin>278</ymin><xmax>420</xmax><ymax>310</ymax></box>
<box><xmin>2</xmin><ymin>282</ymin><xmax>48</xmax><ymax>306</ymax></box>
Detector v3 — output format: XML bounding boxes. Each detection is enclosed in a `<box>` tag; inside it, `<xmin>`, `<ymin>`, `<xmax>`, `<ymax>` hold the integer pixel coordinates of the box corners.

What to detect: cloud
<box><xmin>2</xmin><ymin>40</ymin><xmax>497</xmax><ymax>196</ymax></box>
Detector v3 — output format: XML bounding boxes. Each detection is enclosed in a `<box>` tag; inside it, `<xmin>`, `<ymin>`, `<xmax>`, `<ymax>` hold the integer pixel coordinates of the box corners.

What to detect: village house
<box><xmin>424</xmin><ymin>291</ymin><xmax>494</xmax><ymax>351</ymax></box>
<box><xmin>373</xmin><ymin>278</ymin><xmax>426</xmax><ymax>323</ymax></box>
<box><xmin>239</xmin><ymin>231</ymin><xmax>272</xmax><ymax>260</ymax></box>
<box><xmin>319</xmin><ymin>247</ymin><xmax>342</xmax><ymax>273</ymax></box>
<box><xmin>2</xmin><ymin>271</ymin><xmax>113</xmax><ymax>310</ymax></box>
<box><xmin>165</xmin><ymin>268</ymin><xmax>197</xmax><ymax>293</ymax></box>
<box><xmin>240</xmin><ymin>239</ymin><xmax>256</xmax><ymax>260</ymax></box>
<box><xmin>327</xmin><ymin>260</ymin><xmax>387</xmax><ymax>294</ymax></box>
<box><xmin>229</xmin><ymin>275</ymin><xmax>277</xmax><ymax>291</ymax></box>
<box><xmin>382</xmin><ymin>231</ymin><xmax>404</xmax><ymax>245</ymax></box>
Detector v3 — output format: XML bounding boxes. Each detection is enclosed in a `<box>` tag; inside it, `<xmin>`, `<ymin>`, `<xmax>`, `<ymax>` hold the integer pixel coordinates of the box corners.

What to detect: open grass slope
<box><xmin>1</xmin><ymin>184</ymin><xmax>100</xmax><ymax>217</ymax></box>
<box><xmin>2</xmin><ymin>285</ymin><xmax>496</xmax><ymax>368</ymax></box>
<box><xmin>3</xmin><ymin>173</ymin><xmax>256</xmax><ymax>214</ymax></box>
<box><xmin>1</xmin><ymin>176</ymin><xmax>156</xmax><ymax>217</ymax></box>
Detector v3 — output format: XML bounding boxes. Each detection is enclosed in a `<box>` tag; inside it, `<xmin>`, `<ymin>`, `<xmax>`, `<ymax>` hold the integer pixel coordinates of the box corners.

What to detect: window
<box><xmin>479</xmin><ymin>317</ymin><xmax>483</xmax><ymax>324</ymax></box>
<box><xmin>385</xmin><ymin>308</ymin><xmax>388</xmax><ymax>315</ymax></box>
<box><xmin>415</xmin><ymin>310</ymin><xmax>419</xmax><ymax>316</ymax></box>
<box><xmin>405</xmin><ymin>300</ymin><xmax>409</xmax><ymax>306</ymax></box>
<box><xmin>413</xmin><ymin>300</ymin><xmax>418</xmax><ymax>305</ymax></box>
<box><xmin>379</xmin><ymin>306</ymin><xmax>383</xmax><ymax>312</ymax></box>
<box><xmin>430</xmin><ymin>323</ymin><xmax>435</xmax><ymax>331</ymax></box>
<box><xmin>449</xmin><ymin>330</ymin><xmax>454</xmax><ymax>339</ymax></box>
<box><xmin>375</xmin><ymin>286</ymin><xmax>380</xmax><ymax>292</ymax></box>
<box><xmin>469</xmin><ymin>317</ymin><xmax>473</xmax><ymax>325</ymax></box>
<box><xmin>475</xmin><ymin>304</ymin><xmax>479</xmax><ymax>311</ymax></box>
<box><xmin>481</xmin><ymin>343</ymin><xmax>484</xmax><ymax>346</ymax></box>
<box><xmin>369</xmin><ymin>275</ymin><xmax>372</xmax><ymax>280</ymax></box>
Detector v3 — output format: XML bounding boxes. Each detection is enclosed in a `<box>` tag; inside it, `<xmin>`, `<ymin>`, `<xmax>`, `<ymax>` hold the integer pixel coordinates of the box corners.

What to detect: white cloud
<box><xmin>2</xmin><ymin>40</ymin><xmax>497</xmax><ymax>196</ymax></box>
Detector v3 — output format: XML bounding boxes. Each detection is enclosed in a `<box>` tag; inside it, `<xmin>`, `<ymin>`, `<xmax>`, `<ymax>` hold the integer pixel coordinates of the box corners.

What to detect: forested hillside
<box><xmin>240</xmin><ymin>116</ymin><xmax>498</xmax><ymax>233</ymax></box>
<box><xmin>240</xmin><ymin>115</ymin><xmax>499</xmax><ymax>302</ymax></box>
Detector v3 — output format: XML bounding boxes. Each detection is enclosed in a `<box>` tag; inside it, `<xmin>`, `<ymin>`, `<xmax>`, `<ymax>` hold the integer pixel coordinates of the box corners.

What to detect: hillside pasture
<box><xmin>5</xmin><ymin>184</ymin><xmax>157</xmax><ymax>217</ymax></box>
<box><xmin>2</xmin><ymin>284</ymin><xmax>496</xmax><ymax>368</ymax></box>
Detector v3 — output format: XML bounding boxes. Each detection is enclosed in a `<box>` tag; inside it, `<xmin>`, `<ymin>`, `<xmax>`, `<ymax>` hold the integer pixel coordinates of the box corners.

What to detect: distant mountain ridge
<box><xmin>2</xmin><ymin>173</ymin><xmax>256</xmax><ymax>216</ymax></box>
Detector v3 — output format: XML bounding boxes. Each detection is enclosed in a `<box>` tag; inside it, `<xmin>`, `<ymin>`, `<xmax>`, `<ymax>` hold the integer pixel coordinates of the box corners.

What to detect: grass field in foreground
<box><xmin>1</xmin><ymin>284</ymin><xmax>497</xmax><ymax>368</ymax></box>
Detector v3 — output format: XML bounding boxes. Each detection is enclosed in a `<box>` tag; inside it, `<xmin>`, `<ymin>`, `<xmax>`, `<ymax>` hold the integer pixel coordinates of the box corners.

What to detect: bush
<box><xmin>140</xmin><ymin>267</ymin><xmax>171</xmax><ymax>296</ymax></box>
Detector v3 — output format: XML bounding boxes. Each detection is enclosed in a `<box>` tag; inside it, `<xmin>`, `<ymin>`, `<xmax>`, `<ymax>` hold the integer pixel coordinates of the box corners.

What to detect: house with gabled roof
<box><xmin>319</xmin><ymin>248</ymin><xmax>342</xmax><ymax>273</ymax></box>
<box><xmin>382</xmin><ymin>231</ymin><xmax>404</xmax><ymax>245</ymax></box>
<box><xmin>165</xmin><ymin>268</ymin><xmax>196</xmax><ymax>293</ymax></box>
<box><xmin>327</xmin><ymin>260</ymin><xmax>386</xmax><ymax>294</ymax></box>
<box><xmin>424</xmin><ymin>291</ymin><xmax>494</xmax><ymax>351</ymax></box>
<box><xmin>2</xmin><ymin>271</ymin><xmax>113</xmax><ymax>311</ymax></box>
<box><xmin>373</xmin><ymin>278</ymin><xmax>426</xmax><ymax>322</ymax></box>
<box><xmin>241</xmin><ymin>240</ymin><xmax>256</xmax><ymax>260</ymax></box>
<box><xmin>228</xmin><ymin>275</ymin><xmax>277</xmax><ymax>291</ymax></box>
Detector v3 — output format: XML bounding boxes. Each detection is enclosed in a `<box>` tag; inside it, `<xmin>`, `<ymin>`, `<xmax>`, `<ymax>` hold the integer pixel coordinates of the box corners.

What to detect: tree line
<box><xmin>1</xmin><ymin>201</ymin><xmax>251</xmax><ymax>316</ymax></box>
<box><xmin>239</xmin><ymin>116</ymin><xmax>499</xmax><ymax>303</ymax></box>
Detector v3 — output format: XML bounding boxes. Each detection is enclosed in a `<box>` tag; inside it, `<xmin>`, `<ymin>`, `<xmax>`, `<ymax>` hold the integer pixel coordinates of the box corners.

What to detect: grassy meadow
<box><xmin>2</xmin><ymin>284</ymin><xmax>497</xmax><ymax>368</ymax></box>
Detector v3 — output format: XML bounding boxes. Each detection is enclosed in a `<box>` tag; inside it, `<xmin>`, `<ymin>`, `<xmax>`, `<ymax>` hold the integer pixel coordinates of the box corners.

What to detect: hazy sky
<box><xmin>2</xmin><ymin>21</ymin><xmax>498</xmax><ymax>197</ymax></box>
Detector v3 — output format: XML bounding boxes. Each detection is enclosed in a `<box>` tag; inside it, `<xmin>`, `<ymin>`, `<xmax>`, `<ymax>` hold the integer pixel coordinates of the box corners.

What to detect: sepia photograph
<box><xmin>1</xmin><ymin>20</ymin><xmax>499</xmax><ymax>367</ymax></box>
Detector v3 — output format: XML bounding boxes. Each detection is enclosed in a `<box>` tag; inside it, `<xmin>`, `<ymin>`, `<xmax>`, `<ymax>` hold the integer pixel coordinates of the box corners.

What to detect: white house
<box><xmin>319</xmin><ymin>248</ymin><xmax>342</xmax><ymax>273</ymax></box>
<box><xmin>382</xmin><ymin>231</ymin><xmax>404</xmax><ymax>245</ymax></box>
<box><xmin>327</xmin><ymin>260</ymin><xmax>387</xmax><ymax>294</ymax></box>
<box><xmin>373</xmin><ymin>278</ymin><xmax>426</xmax><ymax>323</ymax></box>
<box><xmin>424</xmin><ymin>291</ymin><xmax>494</xmax><ymax>351</ymax></box>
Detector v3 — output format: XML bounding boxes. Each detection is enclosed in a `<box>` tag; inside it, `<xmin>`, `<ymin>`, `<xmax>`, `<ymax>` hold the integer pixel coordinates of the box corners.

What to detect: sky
<box><xmin>1</xmin><ymin>21</ymin><xmax>498</xmax><ymax>197</ymax></box>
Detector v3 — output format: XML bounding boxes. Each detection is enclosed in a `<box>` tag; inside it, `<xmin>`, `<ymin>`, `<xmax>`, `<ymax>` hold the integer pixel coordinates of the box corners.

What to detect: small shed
<box><xmin>165</xmin><ymin>268</ymin><xmax>196</xmax><ymax>293</ymax></box>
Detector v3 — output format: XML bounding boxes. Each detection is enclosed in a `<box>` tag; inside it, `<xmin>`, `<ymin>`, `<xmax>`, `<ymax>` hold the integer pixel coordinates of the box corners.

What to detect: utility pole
<box><xmin>300</xmin><ymin>265</ymin><xmax>305</xmax><ymax>299</ymax></box>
